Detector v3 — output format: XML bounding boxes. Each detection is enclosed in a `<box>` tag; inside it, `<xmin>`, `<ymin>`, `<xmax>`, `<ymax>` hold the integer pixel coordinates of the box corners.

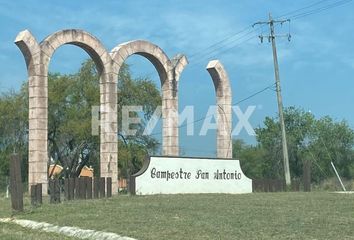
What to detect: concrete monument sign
<box><xmin>130</xmin><ymin>156</ymin><xmax>252</xmax><ymax>195</ymax></box>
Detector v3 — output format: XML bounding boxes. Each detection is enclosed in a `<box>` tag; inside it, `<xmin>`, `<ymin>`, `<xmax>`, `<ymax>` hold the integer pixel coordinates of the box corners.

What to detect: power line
<box><xmin>132</xmin><ymin>0</ymin><xmax>352</xmax><ymax>78</ymax></box>
<box><xmin>188</xmin><ymin>0</ymin><xmax>352</xmax><ymax>64</ymax></box>
<box><xmin>137</xmin><ymin>0</ymin><xmax>353</xmax><ymax>139</ymax></box>
<box><xmin>189</xmin><ymin>31</ymin><xmax>261</xmax><ymax>68</ymax></box>
<box><xmin>283</xmin><ymin>0</ymin><xmax>353</xmax><ymax>20</ymax></box>
<box><xmin>276</xmin><ymin>0</ymin><xmax>333</xmax><ymax>19</ymax></box>
<box><xmin>149</xmin><ymin>82</ymin><xmax>275</xmax><ymax>136</ymax></box>
<box><xmin>298</xmin><ymin>130</ymin><xmax>330</xmax><ymax>178</ymax></box>
<box><xmin>188</xmin><ymin>25</ymin><xmax>253</xmax><ymax>59</ymax></box>
<box><xmin>189</xmin><ymin>26</ymin><xmax>259</xmax><ymax>62</ymax></box>
<box><xmin>234</xmin><ymin>83</ymin><xmax>275</xmax><ymax>105</ymax></box>
<box><xmin>142</xmin><ymin>0</ymin><xmax>352</xmax><ymax>78</ymax></box>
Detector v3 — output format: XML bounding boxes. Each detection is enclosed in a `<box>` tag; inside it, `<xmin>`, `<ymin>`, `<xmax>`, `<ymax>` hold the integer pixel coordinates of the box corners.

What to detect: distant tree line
<box><xmin>234</xmin><ymin>107</ymin><xmax>354</xmax><ymax>183</ymax></box>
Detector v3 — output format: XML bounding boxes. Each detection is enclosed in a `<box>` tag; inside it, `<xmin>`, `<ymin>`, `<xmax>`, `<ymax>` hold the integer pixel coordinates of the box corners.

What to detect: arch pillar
<box><xmin>15</xmin><ymin>29</ymin><xmax>118</xmax><ymax>195</ymax></box>
<box><xmin>162</xmin><ymin>54</ymin><xmax>188</xmax><ymax>155</ymax></box>
<box><xmin>100</xmin><ymin>63</ymin><xmax>118</xmax><ymax>194</ymax></box>
<box><xmin>206</xmin><ymin>60</ymin><xmax>232</xmax><ymax>158</ymax></box>
<box><xmin>110</xmin><ymin>40</ymin><xmax>188</xmax><ymax>157</ymax></box>
<box><xmin>15</xmin><ymin>30</ymin><xmax>49</xmax><ymax>194</ymax></box>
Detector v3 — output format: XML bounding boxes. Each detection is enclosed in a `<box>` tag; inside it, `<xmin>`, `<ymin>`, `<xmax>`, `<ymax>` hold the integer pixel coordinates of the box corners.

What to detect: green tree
<box><xmin>233</xmin><ymin>139</ymin><xmax>265</xmax><ymax>179</ymax></box>
<box><xmin>0</xmin><ymin>87</ymin><xmax>28</xmax><ymax>181</ymax></box>
<box><xmin>255</xmin><ymin>106</ymin><xmax>354</xmax><ymax>182</ymax></box>
<box><xmin>0</xmin><ymin>59</ymin><xmax>161</xmax><ymax>181</ymax></box>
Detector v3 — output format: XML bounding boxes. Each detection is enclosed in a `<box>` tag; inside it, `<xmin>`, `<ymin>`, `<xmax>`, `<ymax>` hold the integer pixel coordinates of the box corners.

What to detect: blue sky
<box><xmin>1</xmin><ymin>0</ymin><xmax>354</xmax><ymax>157</ymax></box>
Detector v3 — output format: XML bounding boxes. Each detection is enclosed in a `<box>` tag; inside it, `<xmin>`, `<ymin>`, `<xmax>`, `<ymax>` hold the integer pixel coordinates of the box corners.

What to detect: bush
<box><xmin>312</xmin><ymin>177</ymin><xmax>353</xmax><ymax>191</ymax></box>
<box><xmin>0</xmin><ymin>175</ymin><xmax>9</xmax><ymax>193</ymax></box>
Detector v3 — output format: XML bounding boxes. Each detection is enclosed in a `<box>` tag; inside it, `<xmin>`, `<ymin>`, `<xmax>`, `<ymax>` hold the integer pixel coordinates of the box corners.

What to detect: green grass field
<box><xmin>0</xmin><ymin>192</ymin><xmax>354</xmax><ymax>240</ymax></box>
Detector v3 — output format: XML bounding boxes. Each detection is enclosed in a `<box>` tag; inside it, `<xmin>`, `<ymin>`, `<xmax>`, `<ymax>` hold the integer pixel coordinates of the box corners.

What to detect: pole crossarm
<box><xmin>252</xmin><ymin>19</ymin><xmax>290</xmax><ymax>27</ymax></box>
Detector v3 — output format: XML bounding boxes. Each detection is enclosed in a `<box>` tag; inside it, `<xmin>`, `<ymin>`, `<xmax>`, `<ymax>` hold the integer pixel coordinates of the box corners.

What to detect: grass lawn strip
<box><xmin>0</xmin><ymin>218</ymin><xmax>137</xmax><ymax>240</ymax></box>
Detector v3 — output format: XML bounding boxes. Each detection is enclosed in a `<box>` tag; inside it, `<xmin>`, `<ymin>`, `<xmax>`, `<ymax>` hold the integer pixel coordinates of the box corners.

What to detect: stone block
<box><xmin>29</xmin><ymin>150</ymin><xmax>47</xmax><ymax>163</ymax></box>
<box><xmin>100</xmin><ymin>71</ymin><xmax>118</xmax><ymax>84</ymax></box>
<box><xmin>29</xmin><ymin>97</ymin><xmax>47</xmax><ymax>109</ymax></box>
<box><xmin>99</xmin><ymin>51</ymin><xmax>113</xmax><ymax>70</ymax></box>
<box><xmin>28</xmin><ymin>139</ymin><xmax>47</xmax><ymax>151</ymax></box>
<box><xmin>29</xmin><ymin>108</ymin><xmax>47</xmax><ymax>120</ymax></box>
<box><xmin>28</xmin><ymin>161</ymin><xmax>47</xmax><ymax>173</ymax></box>
<box><xmin>40</xmin><ymin>40</ymin><xmax>56</xmax><ymax>58</ymax></box>
<box><xmin>28</xmin><ymin>76</ymin><xmax>47</xmax><ymax>87</ymax></box>
<box><xmin>29</xmin><ymin>129</ymin><xmax>47</xmax><ymax>140</ymax></box>
<box><xmin>100</xmin><ymin>132</ymin><xmax>117</xmax><ymax>143</ymax></box>
<box><xmin>101</xmin><ymin>142</ymin><xmax>118</xmax><ymax>153</ymax></box>
<box><xmin>29</xmin><ymin>86</ymin><xmax>48</xmax><ymax>98</ymax></box>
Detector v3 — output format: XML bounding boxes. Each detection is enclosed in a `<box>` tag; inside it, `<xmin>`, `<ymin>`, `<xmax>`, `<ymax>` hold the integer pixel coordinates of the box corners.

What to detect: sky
<box><xmin>0</xmin><ymin>0</ymin><xmax>354</xmax><ymax>157</ymax></box>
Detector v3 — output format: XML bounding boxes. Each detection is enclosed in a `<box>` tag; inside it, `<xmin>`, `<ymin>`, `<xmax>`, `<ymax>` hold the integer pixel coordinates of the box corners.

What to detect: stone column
<box><xmin>15</xmin><ymin>30</ymin><xmax>49</xmax><ymax>194</ymax></box>
<box><xmin>100</xmin><ymin>59</ymin><xmax>118</xmax><ymax>194</ymax></box>
<box><xmin>161</xmin><ymin>73</ymin><xmax>178</xmax><ymax>156</ymax></box>
<box><xmin>162</xmin><ymin>54</ymin><xmax>188</xmax><ymax>156</ymax></box>
<box><xmin>206</xmin><ymin>60</ymin><xmax>232</xmax><ymax>159</ymax></box>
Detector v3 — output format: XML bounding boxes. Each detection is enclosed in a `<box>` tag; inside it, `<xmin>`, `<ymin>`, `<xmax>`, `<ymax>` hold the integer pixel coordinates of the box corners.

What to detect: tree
<box><xmin>0</xmin><ymin>59</ymin><xmax>161</xmax><ymax>181</ymax></box>
<box><xmin>47</xmin><ymin>60</ymin><xmax>101</xmax><ymax>178</ymax></box>
<box><xmin>0</xmin><ymin>87</ymin><xmax>28</xmax><ymax>181</ymax></box>
<box><xmin>48</xmin><ymin>60</ymin><xmax>161</xmax><ymax>178</ymax></box>
<box><xmin>255</xmin><ymin>106</ymin><xmax>354</xmax><ymax>182</ymax></box>
<box><xmin>116</xmin><ymin>62</ymin><xmax>161</xmax><ymax>177</ymax></box>
<box><xmin>233</xmin><ymin>139</ymin><xmax>265</xmax><ymax>179</ymax></box>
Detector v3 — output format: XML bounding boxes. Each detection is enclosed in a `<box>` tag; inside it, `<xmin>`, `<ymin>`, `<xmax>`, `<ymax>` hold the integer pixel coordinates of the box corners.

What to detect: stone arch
<box><xmin>110</xmin><ymin>40</ymin><xmax>188</xmax><ymax>156</ymax></box>
<box><xmin>206</xmin><ymin>60</ymin><xmax>232</xmax><ymax>158</ymax></box>
<box><xmin>15</xmin><ymin>29</ymin><xmax>117</xmax><ymax>194</ymax></box>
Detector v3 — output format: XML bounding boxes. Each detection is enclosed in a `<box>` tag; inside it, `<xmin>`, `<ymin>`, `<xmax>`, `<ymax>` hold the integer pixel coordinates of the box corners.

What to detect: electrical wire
<box><xmin>132</xmin><ymin>0</ymin><xmax>354</xmax><ymax>155</ymax></box>
<box><xmin>285</xmin><ymin>0</ymin><xmax>352</xmax><ymax>20</ymax></box>
<box><xmin>189</xmin><ymin>26</ymin><xmax>260</xmax><ymax>62</ymax></box>
<box><xmin>275</xmin><ymin>0</ymin><xmax>333</xmax><ymax>19</ymax></box>
<box><xmin>298</xmin><ymin>130</ymin><xmax>330</xmax><ymax>178</ymax></box>
<box><xmin>148</xmin><ymin>83</ymin><xmax>275</xmax><ymax>137</ymax></box>
<box><xmin>188</xmin><ymin>0</ymin><xmax>352</xmax><ymax>64</ymax></box>
<box><xmin>188</xmin><ymin>25</ymin><xmax>253</xmax><ymax>60</ymax></box>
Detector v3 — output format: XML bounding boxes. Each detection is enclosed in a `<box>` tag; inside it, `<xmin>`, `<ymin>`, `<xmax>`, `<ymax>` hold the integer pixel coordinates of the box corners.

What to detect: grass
<box><xmin>0</xmin><ymin>192</ymin><xmax>354</xmax><ymax>239</ymax></box>
<box><xmin>0</xmin><ymin>222</ymin><xmax>75</xmax><ymax>240</ymax></box>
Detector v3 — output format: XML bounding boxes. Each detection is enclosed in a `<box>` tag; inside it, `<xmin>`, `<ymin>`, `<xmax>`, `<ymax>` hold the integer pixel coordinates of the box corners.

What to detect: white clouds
<box><xmin>1</xmin><ymin>0</ymin><xmax>354</xmax><ymax>147</ymax></box>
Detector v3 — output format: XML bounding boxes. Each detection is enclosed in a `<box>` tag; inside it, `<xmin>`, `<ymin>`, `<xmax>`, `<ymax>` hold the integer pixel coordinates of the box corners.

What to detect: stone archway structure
<box><xmin>110</xmin><ymin>40</ymin><xmax>188</xmax><ymax>156</ymax></box>
<box><xmin>15</xmin><ymin>29</ymin><xmax>117</xmax><ymax>194</ymax></box>
<box><xmin>206</xmin><ymin>60</ymin><xmax>232</xmax><ymax>158</ymax></box>
<box><xmin>15</xmin><ymin>29</ymin><xmax>188</xmax><ymax>195</ymax></box>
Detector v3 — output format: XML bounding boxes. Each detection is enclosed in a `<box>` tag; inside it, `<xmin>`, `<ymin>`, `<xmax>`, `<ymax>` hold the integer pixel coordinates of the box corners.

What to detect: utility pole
<box><xmin>253</xmin><ymin>13</ymin><xmax>292</xmax><ymax>186</ymax></box>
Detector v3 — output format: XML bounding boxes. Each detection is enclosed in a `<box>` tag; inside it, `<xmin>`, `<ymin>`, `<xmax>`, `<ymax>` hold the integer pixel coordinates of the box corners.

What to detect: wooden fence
<box><xmin>252</xmin><ymin>179</ymin><xmax>305</xmax><ymax>192</ymax></box>
<box><xmin>48</xmin><ymin>177</ymin><xmax>112</xmax><ymax>203</ymax></box>
<box><xmin>252</xmin><ymin>161</ymin><xmax>312</xmax><ymax>192</ymax></box>
<box><xmin>29</xmin><ymin>177</ymin><xmax>113</xmax><ymax>205</ymax></box>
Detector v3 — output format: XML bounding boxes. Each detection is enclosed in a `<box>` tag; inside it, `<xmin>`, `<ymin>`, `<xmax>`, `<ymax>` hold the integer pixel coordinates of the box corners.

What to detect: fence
<box><xmin>50</xmin><ymin>177</ymin><xmax>112</xmax><ymax>203</ymax></box>
<box><xmin>252</xmin><ymin>161</ymin><xmax>312</xmax><ymax>192</ymax></box>
<box><xmin>29</xmin><ymin>177</ymin><xmax>113</xmax><ymax>205</ymax></box>
<box><xmin>252</xmin><ymin>179</ymin><xmax>306</xmax><ymax>192</ymax></box>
